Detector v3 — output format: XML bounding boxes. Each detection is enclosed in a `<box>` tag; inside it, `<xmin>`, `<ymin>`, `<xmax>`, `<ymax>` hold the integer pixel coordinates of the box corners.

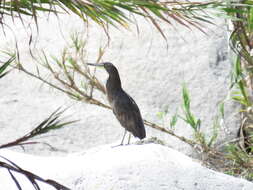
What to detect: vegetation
<box><xmin>0</xmin><ymin>0</ymin><xmax>220</xmax><ymax>36</ymax></box>
<box><xmin>1</xmin><ymin>0</ymin><xmax>253</xmax><ymax>188</ymax></box>
<box><xmin>0</xmin><ymin>60</ymin><xmax>76</xmax><ymax>189</ymax></box>
<box><xmin>225</xmin><ymin>0</ymin><xmax>253</xmax><ymax>180</ymax></box>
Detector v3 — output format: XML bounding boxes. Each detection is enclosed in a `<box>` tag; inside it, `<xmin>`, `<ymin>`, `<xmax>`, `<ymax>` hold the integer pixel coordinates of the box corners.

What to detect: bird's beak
<box><xmin>87</xmin><ymin>63</ymin><xmax>104</xmax><ymax>67</ymax></box>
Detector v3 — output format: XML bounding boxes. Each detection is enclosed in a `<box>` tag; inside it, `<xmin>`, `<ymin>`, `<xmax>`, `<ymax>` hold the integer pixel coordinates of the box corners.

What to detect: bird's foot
<box><xmin>111</xmin><ymin>143</ymin><xmax>124</xmax><ymax>148</ymax></box>
<box><xmin>111</xmin><ymin>142</ymin><xmax>132</xmax><ymax>148</ymax></box>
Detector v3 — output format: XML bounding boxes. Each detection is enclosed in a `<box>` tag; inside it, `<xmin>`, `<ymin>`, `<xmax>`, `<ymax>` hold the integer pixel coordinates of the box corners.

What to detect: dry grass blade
<box><xmin>0</xmin><ymin>155</ymin><xmax>71</xmax><ymax>190</ymax></box>
<box><xmin>140</xmin><ymin>7</ymin><xmax>167</xmax><ymax>41</ymax></box>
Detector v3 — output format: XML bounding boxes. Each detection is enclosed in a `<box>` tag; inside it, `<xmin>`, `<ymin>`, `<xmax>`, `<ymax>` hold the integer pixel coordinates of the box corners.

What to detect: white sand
<box><xmin>1</xmin><ymin>143</ymin><xmax>253</xmax><ymax>190</ymax></box>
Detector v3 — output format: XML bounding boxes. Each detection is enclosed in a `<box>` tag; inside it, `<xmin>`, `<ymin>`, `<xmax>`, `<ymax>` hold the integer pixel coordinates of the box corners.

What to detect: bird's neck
<box><xmin>106</xmin><ymin>71</ymin><xmax>122</xmax><ymax>93</ymax></box>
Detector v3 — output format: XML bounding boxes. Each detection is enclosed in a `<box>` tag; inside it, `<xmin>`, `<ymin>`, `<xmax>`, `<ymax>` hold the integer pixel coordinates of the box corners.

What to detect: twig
<box><xmin>0</xmin><ymin>155</ymin><xmax>70</xmax><ymax>190</ymax></box>
<box><xmin>18</xmin><ymin>65</ymin><xmax>110</xmax><ymax>109</ymax></box>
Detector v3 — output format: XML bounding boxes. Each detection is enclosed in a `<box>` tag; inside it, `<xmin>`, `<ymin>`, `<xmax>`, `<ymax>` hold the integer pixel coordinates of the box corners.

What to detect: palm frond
<box><xmin>0</xmin><ymin>0</ymin><xmax>228</xmax><ymax>33</ymax></box>
<box><xmin>0</xmin><ymin>56</ymin><xmax>15</xmax><ymax>79</ymax></box>
<box><xmin>0</xmin><ymin>108</ymin><xmax>78</xmax><ymax>149</ymax></box>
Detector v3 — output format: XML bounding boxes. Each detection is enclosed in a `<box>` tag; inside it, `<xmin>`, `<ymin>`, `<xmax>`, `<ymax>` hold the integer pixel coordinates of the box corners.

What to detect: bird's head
<box><xmin>87</xmin><ymin>62</ymin><xmax>117</xmax><ymax>75</ymax></box>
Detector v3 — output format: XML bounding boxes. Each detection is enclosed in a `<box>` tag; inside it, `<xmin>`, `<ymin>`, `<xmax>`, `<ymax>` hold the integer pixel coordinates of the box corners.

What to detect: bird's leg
<box><xmin>127</xmin><ymin>133</ymin><xmax>131</xmax><ymax>145</ymax></box>
<box><xmin>120</xmin><ymin>129</ymin><xmax>127</xmax><ymax>145</ymax></box>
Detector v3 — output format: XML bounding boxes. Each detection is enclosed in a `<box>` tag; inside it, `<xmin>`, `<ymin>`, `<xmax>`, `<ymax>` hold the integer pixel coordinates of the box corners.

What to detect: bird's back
<box><xmin>108</xmin><ymin>89</ymin><xmax>146</xmax><ymax>139</ymax></box>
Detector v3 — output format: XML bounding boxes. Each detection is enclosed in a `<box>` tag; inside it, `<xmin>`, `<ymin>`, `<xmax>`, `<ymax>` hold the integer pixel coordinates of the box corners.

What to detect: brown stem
<box><xmin>0</xmin><ymin>158</ymin><xmax>70</xmax><ymax>190</ymax></box>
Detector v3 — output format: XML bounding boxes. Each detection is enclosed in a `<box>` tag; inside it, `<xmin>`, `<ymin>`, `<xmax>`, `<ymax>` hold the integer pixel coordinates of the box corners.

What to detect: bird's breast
<box><xmin>106</xmin><ymin>90</ymin><xmax>115</xmax><ymax>107</ymax></box>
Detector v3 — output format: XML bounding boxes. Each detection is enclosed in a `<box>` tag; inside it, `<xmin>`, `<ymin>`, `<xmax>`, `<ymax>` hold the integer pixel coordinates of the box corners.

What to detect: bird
<box><xmin>87</xmin><ymin>62</ymin><xmax>146</xmax><ymax>145</ymax></box>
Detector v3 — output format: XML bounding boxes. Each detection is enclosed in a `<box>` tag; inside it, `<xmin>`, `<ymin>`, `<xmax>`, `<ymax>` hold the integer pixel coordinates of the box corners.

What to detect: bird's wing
<box><xmin>112</xmin><ymin>91</ymin><xmax>145</xmax><ymax>139</ymax></box>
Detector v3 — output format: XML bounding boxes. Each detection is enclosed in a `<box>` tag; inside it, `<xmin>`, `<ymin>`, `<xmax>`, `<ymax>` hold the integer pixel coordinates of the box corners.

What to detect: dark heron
<box><xmin>87</xmin><ymin>62</ymin><xmax>146</xmax><ymax>145</ymax></box>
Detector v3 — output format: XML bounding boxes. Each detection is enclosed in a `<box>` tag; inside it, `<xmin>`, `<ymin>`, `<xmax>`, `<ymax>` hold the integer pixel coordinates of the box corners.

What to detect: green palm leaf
<box><xmin>0</xmin><ymin>0</ymin><xmax>228</xmax><ymax>33</ymax></box>
<box><xmin>0</xmin><ymin>56</ymin><xmax>15</xmax><ymax>79</ymax></box>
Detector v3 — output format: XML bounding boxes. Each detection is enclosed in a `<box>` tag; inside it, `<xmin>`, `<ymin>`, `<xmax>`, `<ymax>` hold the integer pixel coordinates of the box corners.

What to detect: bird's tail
<box><xmin>134</xmin><ymin>123</ymin><xmax>146</xmax><ymax>140</ymax></box>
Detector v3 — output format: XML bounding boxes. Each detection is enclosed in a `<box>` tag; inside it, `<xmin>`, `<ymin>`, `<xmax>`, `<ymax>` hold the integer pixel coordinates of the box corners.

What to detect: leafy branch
<box><xmin>0</xmin><ymin>108</ymin><xmax>77</xmax><ymax>149</ymax></box>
